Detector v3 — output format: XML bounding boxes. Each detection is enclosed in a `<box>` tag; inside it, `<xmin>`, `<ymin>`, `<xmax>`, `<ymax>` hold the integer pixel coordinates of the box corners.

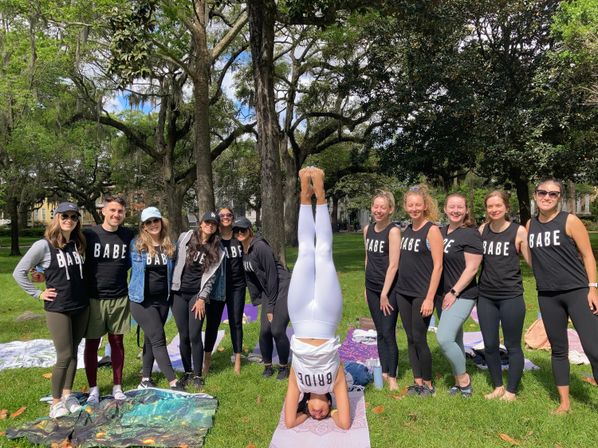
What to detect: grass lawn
<box><xmin>0</xmin><ymin>233</ymin><xmax>597</xmax><ymax>447</ymax></box>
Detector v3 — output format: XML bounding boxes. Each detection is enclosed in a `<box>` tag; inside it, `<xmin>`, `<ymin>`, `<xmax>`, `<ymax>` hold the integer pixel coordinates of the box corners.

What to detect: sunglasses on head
<box><xmin>144</xmin><ymin>218</ymin><xmax>161</xmax><ymax>225</ymax></box>
<box><xmin>535</xmin><ymin>189</ymin><xmax>560</xmax><ymax>199</ymax></box>
<box><xmin>219</xmin><ymin>212</ymin><xmax>233</xmax><ymax>218</ymax></box>
<box><xmin>60</xmin><ymin>213</ymin><xmax>79</xmax><ymax>222</ymax></box>
<box><xmin>233</xmin><ymin>228</ymin><xmax>248</xmax><ymax>234</ymax></box>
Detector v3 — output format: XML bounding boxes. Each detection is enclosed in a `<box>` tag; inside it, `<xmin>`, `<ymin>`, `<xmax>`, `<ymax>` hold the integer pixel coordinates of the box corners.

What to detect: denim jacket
<box><xmin>171</xmin><ymin>230</ymin><xmax>226</xmax><ymax>302</ymax></box>
<box><xmin>128</xmin><ymin>238</ymin><xmax>175</xmax><ymax>303</ymax></box>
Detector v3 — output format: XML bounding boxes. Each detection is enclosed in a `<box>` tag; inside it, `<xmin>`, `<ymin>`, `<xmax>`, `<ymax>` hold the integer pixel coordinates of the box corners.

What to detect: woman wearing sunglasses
<box><xmin>128</xmin><ymin>207</ymin><xmax>181</xmax><ymax>390</ymax></box>
<box><xmin>170</xmin><ymin>211</ymin><xmax>225</xmax><ymax>389</ymax></box>
<box><xmin>233</xmin><ymin>217</ymin><xmax>291</xmax><ymax>380</ymax></box>
<box><xmin>527</xmin><ymin>178</ymin><xmax>598</xmax><ymax>413</ymax></box>
<box><xmin>13</xmin><ymin>202</ymin><xmax>89</xmax><ymax>418</ymax></box>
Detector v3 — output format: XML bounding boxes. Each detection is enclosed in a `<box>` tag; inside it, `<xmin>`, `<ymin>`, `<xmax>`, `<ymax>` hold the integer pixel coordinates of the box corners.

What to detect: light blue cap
<box><xmin>140</xmin><ymin>206</ymin><xmax>162</xmax><ymax>223</ymax></box>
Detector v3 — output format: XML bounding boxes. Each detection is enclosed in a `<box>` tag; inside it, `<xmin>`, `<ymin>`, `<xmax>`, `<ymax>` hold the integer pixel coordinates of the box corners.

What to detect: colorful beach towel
<box><xmin>270</xmin><ymin>391</ymin><xmax>370</xmax><ymax>448</ymax></box>
<box><xmin>154</xmin><ymin>330</ymin><xmax>225</xmax><ymax>373</ymax></box>
<box><xmin>7</xmin><ymin>388</ymin><xmax>218</xmax><ymax>447</ymax></box>
<box><xmin>339</xmin><ymin>329</ymin><xmax>380</xmax><ymax>364</ymax></box>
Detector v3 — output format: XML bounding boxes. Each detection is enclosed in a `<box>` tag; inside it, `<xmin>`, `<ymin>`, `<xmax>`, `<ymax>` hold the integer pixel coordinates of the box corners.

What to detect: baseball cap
<box><xmin>141</xmin><ymin>207</ymin><xmax>162</xmax><ymax>223</ymax></box>
<box><xmin>232</xmin><ymin>216</ymin><xmax>252</xmax><ymax>231</ymax></box>
<box><xmin>55</xmin><ymin>202</ymin><xmax>80</xmax><ymax>216</ymax></box>
<box><xmin>201</xmin><ymin>211</ymin><xmax>220</xmax><ymax>224</ymax></box>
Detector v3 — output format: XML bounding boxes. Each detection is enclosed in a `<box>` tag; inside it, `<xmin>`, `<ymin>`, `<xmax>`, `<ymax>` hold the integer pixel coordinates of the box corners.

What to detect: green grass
<box><xmin>1</xmin><ymin>233</ymin><xmax>597</xmax><ymax>447</ymax></box>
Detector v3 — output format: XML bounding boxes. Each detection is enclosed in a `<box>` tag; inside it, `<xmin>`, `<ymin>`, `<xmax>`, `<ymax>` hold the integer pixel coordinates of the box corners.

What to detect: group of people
<box><xmin>11</xmin><ymin>172</ymin><xmax>598</xmax><ymax>425</ymax></box>
<box><xmin>365</xmin><ymin>178</ymin><xmax>598</xmax><ymax>414</ymax></box>
<box><xmin>13</xmin><ymin>197</ymin><xmax>257</xmax><ymax>418</ymax></box>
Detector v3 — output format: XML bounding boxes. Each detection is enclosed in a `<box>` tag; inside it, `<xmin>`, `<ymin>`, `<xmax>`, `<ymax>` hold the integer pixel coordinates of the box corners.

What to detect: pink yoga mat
<box><xmin>270</xmin><ymin>391</ymin><xmax>370</xmax><ymax>448</ymax></box>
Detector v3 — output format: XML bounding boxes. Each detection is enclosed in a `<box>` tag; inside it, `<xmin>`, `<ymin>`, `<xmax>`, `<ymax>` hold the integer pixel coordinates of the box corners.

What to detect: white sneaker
<box><xmin>63</xmin><ymin>395</ymin><xmax>82</xmax><ymax>413</ymax></box>
<box><xmin>49</xmin><ymin>401</ymin><xmax>69</xmax><ymax>419</ymax></box>
<box><xmin>112</xmin><ymin>386</ymin><xmax>126</xmax><ymax>401</ymax></box>
<box><xmin>86</xmin><ymin>391</ymin><xmax>100</xmax><ymax>406</ymax></box>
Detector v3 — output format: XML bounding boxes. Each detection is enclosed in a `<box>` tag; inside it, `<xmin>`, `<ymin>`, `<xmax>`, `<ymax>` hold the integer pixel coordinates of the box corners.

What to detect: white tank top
<box><xmin>291</xmin><ymin>335</ymin><xmax>341</xmax><ymax>395</ymax></box>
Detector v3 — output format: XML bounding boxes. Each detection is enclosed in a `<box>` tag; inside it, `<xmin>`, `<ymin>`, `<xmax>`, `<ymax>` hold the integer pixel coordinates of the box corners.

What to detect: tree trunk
<box><xmin>514</xmin><ymin>173</ymin><xmax>531</xmax><ymax>225</ymax></box>
<box><xmin>165</xmin><ymin>182</ymin><xmax>186</xmax><ymax>237</ymax></box>
<box><xmin>282</xmin><ymin>148</ymin><xmax>299</xmax><ymax>247</ymax></box>
<box><xmin>248</xmin><ymin>0</ymin><xmax>286</xmax><ymax>264</ymax></box>
<box><xmin>192</xmin><ymin>2</ymin><xmax>215</xmax><ymax>215</ymax></box>
<box><xmin>566</xmin><ymin>180</ymin><xmax>576</xmax><ymax>215</ymax></box>
<box><xmin>331</xmin><ymin>195</ymin><xmax>339</xmax><ymax>232</ymax></box>
<box><xmin>8</xmin><ymin>196</ymin><xmax>21</xmax><ymax>256</ymax></box>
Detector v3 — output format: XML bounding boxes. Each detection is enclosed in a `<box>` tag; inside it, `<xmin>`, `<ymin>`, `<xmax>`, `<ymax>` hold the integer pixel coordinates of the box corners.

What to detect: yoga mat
<box><xmin>0</xmin><ymin>339</ymin><xmax>88</xmax><ymax>372</ymax></box>
<box><xmin>221</xmin><ymin>303</ymin><xmax>259</xmax><ymax>323</ymax></box>
<box><xmin>270</xmin><ymin>391</ymin><xmax>370</xmax><ymax>448</ymax></box>
<box><xmin>153</xmin><ymin>330</ymin><xmax>225</xmax><ymax>373</ymax></box>
<box><xmin>338</xmin><ymin>329</ymin><xmax>379</xmax><ymax>364</ymax></box>
<box><xmin>462</xmin><ymin>331</ymin><xmax>539</xmax><ymax>371</ymax></box>
<box><xmin>251</xmin><ymin>327</ymin><xmax>294</xmax><ymax>364</ymax></box>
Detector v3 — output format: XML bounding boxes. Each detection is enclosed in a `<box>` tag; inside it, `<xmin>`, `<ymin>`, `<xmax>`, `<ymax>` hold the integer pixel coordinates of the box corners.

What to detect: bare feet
<box><xmin>551</xmin><ymin>404</ymin><xmax>571</xmax><ymax>415</ymax></box>
<box><xmin>234</xmin><ymin>353</ymin><xmax>241</xmax><ymax>375</ymax></box>
<box><xmin>299</xmin><ymin>167</ymin><xmax>314</xmax><ymax>204</ymax></box>
<box><xmin>203</xmin><ymin>352</ymin><xmax>212</xmax><ymax>377</ymax></box>
<box><xmin>484</xmin><ymin>386</ymin><xmax>505</xmax><ymax>400</ymax></box>
<box><xmin>500</xmin><ymin>391</ymin><xmax>517</xmax><ymax>402</ymax></box>
<box><xmin>388</xmin><ymin>377</ymin><xmax>398</xmax><ymax>391</ymax></box>
<box><xmin>310</xmin><ymin>167</ymin><xmax>326</xmax><ymax>205</ymax></box>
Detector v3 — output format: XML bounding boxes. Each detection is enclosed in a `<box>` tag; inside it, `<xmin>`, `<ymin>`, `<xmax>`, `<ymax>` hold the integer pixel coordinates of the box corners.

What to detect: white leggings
<box><xmin>288</xmin><ymin>204</ymin><xmax>343</xmax><ymax>339</ymax></box>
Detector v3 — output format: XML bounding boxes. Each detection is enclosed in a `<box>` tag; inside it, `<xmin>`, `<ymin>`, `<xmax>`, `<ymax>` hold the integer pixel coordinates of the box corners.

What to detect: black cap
<box><xmin>201</xmin><ymin>211</ymin><xmax>220</xmax><ymax>224</ymax></box>
<box><xmin>232</xmin><ymin>216</ymin><xmax>252</xmax><ymax>231</ymax></box>
<box><xmin>54</xmin><ymin>202</ymin><xmax>80</xmax><ymax>216</ymax></box>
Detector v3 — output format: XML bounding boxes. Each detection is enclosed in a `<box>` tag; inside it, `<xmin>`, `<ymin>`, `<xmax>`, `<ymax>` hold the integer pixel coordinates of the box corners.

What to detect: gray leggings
<box><xmin>46</xmin><ymin>307</ymin><xmax>90</xmax><ymax>399</ymax></box>
<box><xmin>436</xmin><ymin>298</ymin><xmax>475</xmax><ymax>376</ymax></box>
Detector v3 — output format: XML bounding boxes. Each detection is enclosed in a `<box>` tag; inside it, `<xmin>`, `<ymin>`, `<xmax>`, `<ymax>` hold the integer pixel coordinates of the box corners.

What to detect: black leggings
<box><xmin>226</xmin><ymin>287</ymin><xmax>247</xmax><ymax>353</ymax></box>
<box><xmin>130</xmin><ymin>298</ymin><xmax>176</xmax><ymax>382</ymax></box>
<box><xmin>366</xmin><ymin>288</ymin><xmax>399</xmax><ymax>377</ymax></box>
<box><xmin>259</xmin><ymin>292</ymin><xmax>290</xmax><ymax>366</ymax></box>
<box><xmin>46</xmin><ymin>307</ymin><xmax>90</xmax><ymax>399</ymax></box>
<box><xmin>171</xmin><ymin>292</ymin><xmax>205</xmax><ymax>376</ymax></box>
<box><xmin>397</xmin><ymin>292</ymin><xmax>433</xmax><ymax>381</ymax></box>
<box><xmin>477</xmin><ymin>296</ymin><xmax>525</xmax><ymax>393</ymax></box>
<box><xmin>204</xmin><ymin>300</ymin><xmax>226</xmax><ymax>353</ymax></box>
<box><xmin>539</xmin><ymin>288</ymin><xmax>598</xmax><ymax>386</ymax></box>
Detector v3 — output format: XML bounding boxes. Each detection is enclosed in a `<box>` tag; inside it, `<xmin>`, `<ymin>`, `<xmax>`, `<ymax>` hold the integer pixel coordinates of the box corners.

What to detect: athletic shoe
<box><xmin>406</xmin><ymin>384</ymin><xmax>422</xmax><ymax>396</ymax></box>
<box><xmin>276</xmin><ymin>366</ymin><xmax>290</xmax><ymax>380</ymax></box>
<box><xmin>137</xmin><ymin>379</ymin><xmax>157</xmax><ymax>389</ymax></box>
<box><xmin>262</xmin><ymin>365</ymin><xmax>275</xmax><ymax>378</ymax></box>
<box><xmin>448</xmin><ymin>383</ymin><xmax>473</xmax><ymax>397</ymax></box>
<box><xmin>112</xmin><ymin>387</ymin><xmax>126</xmax><ymax>401</ymax></box>
<box><xmin>49</xmin><ymin>401</ymin><xmax>69</xmax><ymax>419</ymax></box>
<box><xmin>192</xmin><ymin>376</ymin><xmax>205</xmax><ymax>389</ymax></box>
<box><xmin>98</xmin><ymin>355</ymin><xmax>112</xmax><ymax>367</ymax></box>
<box><xmin>63</xmin><ymin>394</ymin><xmax>82</xmax><ymax>413</ymax></box>
<box><xmin>86</xmin><ymin>391</ymin><xmax>100</xmax><ymax>406</ymax></box>
<box><xmin>170</xmin><ymin>383</ymin><xmax>186</xmax><ymax>392</ymax></box>
<box><xmin>419</xmin><ymin>384</ymin><xmax>436</xmax><ymax>397</ymax></box>
<box><xmin>177</xmin><ymin>372</ymin><xmax>194</xmax><ymax>388</ymax></box>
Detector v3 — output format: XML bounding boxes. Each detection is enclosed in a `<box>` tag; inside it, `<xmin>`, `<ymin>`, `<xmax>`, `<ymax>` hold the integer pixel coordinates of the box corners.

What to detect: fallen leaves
<box><xmin>217</xmin><ymin>346</ymin><xmax>225</xmax><ymax>352</ymax></box>
<box><xmin>0</xmin><ymin>410</ymin><xmax>7</xmax><ymax>420</ymax></box>
<box><xmin>142</xmin><ymin>439</ymin><xmax>156</xmax><ymax>445</ymax></box>
<box><xmin>50</xmin><ymin>440</ymin><xmax>73</xmax><ymax>448</ymax></box>
<box><xmin>10</xmin><ymin>406</ymin><xmax>26</xmax><ymax>419</ymax></box>
<box><xmin>499</xmin><ymin>433</ymin><xmax>521</xmax><ymax>446</ymax></box>
<box><xmin>42</xmin><ymin>372</ymin><xmax>52</xmax><ymax>379</ymax></box>
<box><xmin>392</xmin><ymin>386</ymin><xmax>408</xmax><ymax>400</ymax></box>
<box><xmin>80</xmin><ymin>385</ymin><xmax>89</xmax><ymax>393</ymax></box>
<box><xmin>246</xmin><ymin>444</ymin><xmax>257</xmax><ymax>448</ymax></box>
<box><xmin>371</xmin><ymin>405</ymin><xmax>384</xmax><ymax>414</ymax></box>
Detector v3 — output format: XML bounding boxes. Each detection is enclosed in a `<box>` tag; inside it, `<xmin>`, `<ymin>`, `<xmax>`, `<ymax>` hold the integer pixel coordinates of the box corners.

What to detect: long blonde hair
<box><xmin>136</xmin><ymin>217</ymin><xmax>175</xmax><ymax>257</ymax></box>
<box><xmin>372</xmin><ymin>190</ymin><xmax>396</xmax><ymax>211</ymax></box>
<box><xmin>404</xmin><ymin>184</ymin><xmax>439</xmax><ymax>222</ymax></box>
<box><xmin>44</xmin><ymin>215</ymin><xmax>86</xmax><ymax>253</ymax></box>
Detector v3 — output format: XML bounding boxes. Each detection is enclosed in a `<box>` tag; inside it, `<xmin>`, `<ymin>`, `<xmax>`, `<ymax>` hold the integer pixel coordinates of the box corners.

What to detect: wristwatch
<box><xmin>449</xmin><ymin>288</ymin><xmax>459</xmax><ymax>297</ymax></box>
<box><xmin>589</xmin><ymin>283</ymin><xmax>598</xmax><ymax>288</ymax></box>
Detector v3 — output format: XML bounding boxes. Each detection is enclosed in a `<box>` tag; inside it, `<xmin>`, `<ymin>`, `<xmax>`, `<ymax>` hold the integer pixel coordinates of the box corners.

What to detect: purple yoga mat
<box><xmin>338</xmin><ymin>329</ymin><xmax>379</xmax><ymax>364</ymax></box>
<box><xmin>221</xmin><ymin>303</ymin><xmax>259</xmax><ymax>323</ymax></box>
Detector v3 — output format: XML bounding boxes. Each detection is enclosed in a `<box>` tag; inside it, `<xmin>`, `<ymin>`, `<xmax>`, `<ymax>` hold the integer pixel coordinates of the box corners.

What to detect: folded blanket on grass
<box><xmin>0</xmin><ymin>339</ymin><xmax>87</xmax><ymax>372</ymax></box>
<box><xmin>154</xmin><ymin>330</ymin><xmax>225</xmax><ymax>373</ymax></box>
<box><xmin>339</xmin><ymin>329</ymin><xmax>380</xmax><ymax>364</ymax></box>
<box><xmin>221</xmin><ymin>303</ymin><xmax>258</xmax><ymax>323</ymax></box>
<box><xmin>270</xmin><ymin>391</ymin><xmax>370</xmax><ymax>448</ymax></box>
<box><xmin>463</xmin><ymin>331</ymin><xmax>539</xmax><ymax>371</ymax></box>
<box><xmin>7</xmin><ymin>389</ymin><xmax>217</xmax><ymax>448</ymax></box>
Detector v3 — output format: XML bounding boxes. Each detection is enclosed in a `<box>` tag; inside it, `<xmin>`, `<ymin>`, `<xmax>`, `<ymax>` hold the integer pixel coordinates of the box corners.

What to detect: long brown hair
<box><xmin>484</xmin><ymin>190</ymin><xmax>511</xmax><ymax>222</ymax></box>
<box><xmin>404</xmin><ymin>184</ymin><xmax>439</xmax><ymax>222</ymax></box>
<box><xmin>136</xmin><ymin>217</ymin><xmax>175</xmax><ymax>257</ymax></box>
<box><xmin>187</xmin><ymin>226</ymin><xmax>220</xmax><ymax>271</ymax></box>
<box><xmin>445</xmin><ymin>193</ymin><xmax>476</xmax><ymax>227</ymax></box>
<box><xmin>44</xmin><ymin>215</ymin><xmax>86</xmax><ymax>253</ymax></box>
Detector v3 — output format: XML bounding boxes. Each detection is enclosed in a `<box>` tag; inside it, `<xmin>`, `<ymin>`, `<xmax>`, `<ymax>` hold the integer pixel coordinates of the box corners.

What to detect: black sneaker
<box><xmin>407</xmin><ymin>384</ymin><xmax>422</xmax><ymax>396</ymax></box>
<box><xmin>137</xmin><ymin>379</ymin><xmax>156</xmax><ymax>389</ymax></box>
<box><xmin>170</xmin><ymin>383</ymin><xmax>186</xmax><ymax>392</ymax></box>
<box><xmin>98</xmin><ymin>356</ymin><xmax>112</xmax><ymax>367</ymax></box>
<box><xmin>262</xmin><ymin>365</ymin><xmax>275</xmax><ymax>378</ymax></box>
<box><xmin>449</xmin><ymin>383</ymin><xmax>473</xmax><ymax>397</ymax></box>
<box><xmin>177</xmin><ymin>372</ymin><xmax>193</xmax><ymax>388</ymax></box>
<box><xmin>192</xmin><ymin>375</ymin><xmax>205</xmax><ymax>389</ymax></box>
<box><xmin>419</xmin><ymin>384</ymin><xmax>436</xmax><ymax>397</ymax></box>
<box><xmin>276</xmin><ymin>366</ymin><xmax>290</xmax><ymax>380</ymax></box>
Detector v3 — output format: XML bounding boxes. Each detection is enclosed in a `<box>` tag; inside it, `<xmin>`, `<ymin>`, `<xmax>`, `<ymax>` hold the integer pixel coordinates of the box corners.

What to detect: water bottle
<box><xmin>373</xmin><ymin>360</ymin><xmax>383</xmax><ymax>390</ymax></box>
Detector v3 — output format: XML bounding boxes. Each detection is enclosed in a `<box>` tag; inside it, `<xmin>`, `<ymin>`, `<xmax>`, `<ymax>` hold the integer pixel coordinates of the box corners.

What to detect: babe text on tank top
<box><xmin>365</xmin><ymin>223</ymin><xmax>396</xmax><ymax>291</ymax></box>
<box><xmin>44</xmin><ymin>240</ymin><xmax>88</xmax><ymax>312</ymax></box>
<box><xmin>396</xmin><ymin>221</ymin><xmax>434</xmax><ymax>298</ymax></box>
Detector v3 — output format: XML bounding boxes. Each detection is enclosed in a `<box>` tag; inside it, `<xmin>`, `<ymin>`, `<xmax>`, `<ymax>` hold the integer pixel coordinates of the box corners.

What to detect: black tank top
<box><xmin>528</xmin><ymin>211</ymin><xmax>588</xmax><ymax>292</ymax></box>
<box><xmin>44</xmin><ymin>239</ymin><xmax>88</xmax><ymax>313</ymax></box>
<box><xmin>478</xmin><ymin>222</ymin><xmax>523</xmax><ymax>299</ymax></box>
<box><xmin>396</xmin><ymin>221</ymin><xmax>434</xmax><ymax>297</ymax></box>
<box><xmin>365</xmin><ymin>223</ymin><xmax>396</xmax><ymax>291</ymax></box>
<box><xmin>221</xmin><ymin>237</ymin><xmax>246</xmax><ymax>289</ymax></box>
<box><xmin>439</xmin><ymin>226</ymin><xmax>483</xmax><ymax>300</ymax></box>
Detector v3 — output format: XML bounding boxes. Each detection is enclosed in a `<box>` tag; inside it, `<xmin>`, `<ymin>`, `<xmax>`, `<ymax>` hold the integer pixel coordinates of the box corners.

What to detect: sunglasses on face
<box><xmin>535</xmin><ymin>189</ymin><xmax>561</xmax><ymax>199</ymax></box>
<box><xmin>144</xmin><ymin>218</ymin><xmax>161</xmax><ymax>225</ymax></box>
<box><xmin>203</xmin><ymin>220</ymin><xmax>218</xmax><ymax>226</ymax></box>
<box><xmin>219</xmin><ymin>213</ymin><xmax>233</xmax><ymax>219</ymax></box>
<box><xmin>60</xmin><ymin>213</ymin><xmax>79</xmax><ymax>222</ymax></box>
<box><xmin>233</xmin><ymin>228</ymin><xmax>248</xmax><ymax>234</ymax></box>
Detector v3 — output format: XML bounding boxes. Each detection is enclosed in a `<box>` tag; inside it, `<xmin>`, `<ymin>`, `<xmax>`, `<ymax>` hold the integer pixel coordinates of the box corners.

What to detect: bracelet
<box><xmin>589</xmin><ymin>283</ymin><xmax>598</xmax><ymax>288</ymax></box>
<box><xmin>449</xmin><ymin>288</ymin><xmax>459</xmax><ymax>298</ymax></box>
<box><xmin>330</xmin><ymin>409</ymin><xmax>338</xmax><ymax>417</ymax></box>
